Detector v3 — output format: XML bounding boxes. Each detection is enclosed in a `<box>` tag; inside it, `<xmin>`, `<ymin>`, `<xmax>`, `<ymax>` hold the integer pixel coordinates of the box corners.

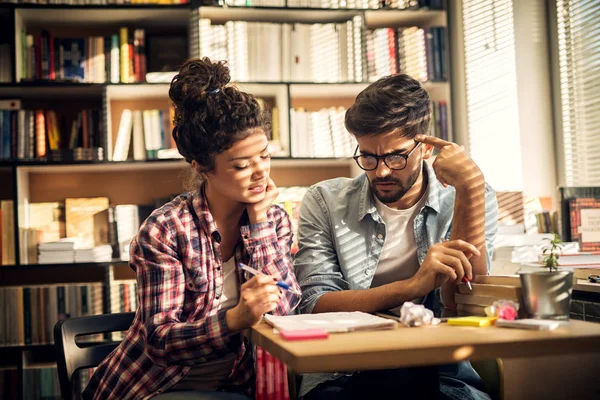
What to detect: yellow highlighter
<box><xmin>447</xmin><ymin>316</ymin><xmax>498</xmax><ymax>327</ymax></box>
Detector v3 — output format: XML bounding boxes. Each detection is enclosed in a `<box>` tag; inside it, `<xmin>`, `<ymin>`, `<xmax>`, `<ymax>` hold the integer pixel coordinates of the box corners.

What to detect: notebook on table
<box><xmin>263</xmin><ymin>312</ymin><xmax>397</xmax><ymax>333</ymax></box>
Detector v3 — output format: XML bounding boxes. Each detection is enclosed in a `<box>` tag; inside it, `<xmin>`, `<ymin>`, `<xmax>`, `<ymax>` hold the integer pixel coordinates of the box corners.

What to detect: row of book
<box><xmin>0</xmin><ymin>43</ymin><xmax>10</xmax><ymax>83</ymax></box>
<box><xmin>198</xmin><ymin>18</ymin><xmax>446</xmax><ymax>83</ymax></box>
<box><xmin>0</xmin><ymin>200</ymin><xmax>16</xmax><ymax>265</ymax></box>
<box><xmin>366</xmin><ymin>26</ymin><xmax>447</xmax><ymax>82</ymax></box>
<box><xmin>1</xmin><ymin>367</ymin><xmax>62</xmax><ymax>400</ymax></box>
<box><xmin>289</xmin><ymin>101</ymin><xmax>447</xmax><ymax>158</ymax></box>
<box><xmin>109</xmin><ymin>281</ymin><xmax>137</xmax><ymax>340</ymax></box>
<box><xmin>255</xmin><ymin>346</ymin><xmax>290</xmax><ymax>400</ymax></box>
<box><xmin>0</xmin><ymin>283</ymin><xmax>105</xmax><ymax>346</ymax></box>
<box><xmin>568</xmin><ymin>197</ymin><xmax>600</xmax><ymax>252</ymax></box>
<box><xmin>198</xmin><ymin>17</ymin><xmax>365</xmax><ymax>82</ymax></box>
<box><xmin>220</xmin><ymin>0</ymin><xmax>443</xmax><ymax>9</ymax></box>
<box><xmin>0</xmin><ymin>0</ymin><xmax>439</xmax><ymax>7</ymax></box>
<box><xmin>2</xmin><ymin>0</ymin><xmax>187</xmax><ymax>3</ymax></box>
<box><xmin>0</xmin><ymin>281</ymin><xmax>138</xmax><ymax>346</ymax></box>
<box><xmin>0</xmin><ymin>105</ymin><xmax>104</xmax><ymax>160</ymax></box>
<box><xmin>13</xmin><ymin>186</ymin><xmax>308</xmax><ymax>265</ymax></box>
<box><xmin>276</xmin><ymin>186</ymin><xmax>308</xmax><ymax>252</ymax></box>
<box><xmin>113</xmin><ymin>108</ymin><xmax>175</xmax><ymax>161</ymax></box>
<box><xmin>19</xmin><ymin>28</ymin><xmax>146</xmax><ymax>84</ymax></box>
<box><xmin>290</xmin><ymin>107</ymin><xmax>356</xmax><ymax>158</ymax></box>
<box><xmin>1</xmin><ymin>200</ymin><xmax>16</xmax><ymax>266</ymax></box>
<box><xmin>18</xmin><ymin>199</ymin><xmax>155</xmax><ymax>264</ymax></box>
<box><xmin>431</xmin><ymin>100</ymin><xmax>448</xmax><ymax>141</ymax></box>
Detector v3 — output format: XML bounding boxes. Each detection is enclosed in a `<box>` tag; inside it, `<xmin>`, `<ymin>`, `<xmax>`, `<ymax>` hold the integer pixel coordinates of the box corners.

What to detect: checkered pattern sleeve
<box><xmin>240</xmin><ymin>205</ymin><xmax>301</xmax><ymax>316</ymax></box>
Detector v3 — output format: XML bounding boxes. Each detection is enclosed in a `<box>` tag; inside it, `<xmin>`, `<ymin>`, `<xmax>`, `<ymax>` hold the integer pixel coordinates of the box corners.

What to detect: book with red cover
<box><xmin>569</xmin><ymin>197</ymin><xmax>600</xmax><ymax>251</ymax></box>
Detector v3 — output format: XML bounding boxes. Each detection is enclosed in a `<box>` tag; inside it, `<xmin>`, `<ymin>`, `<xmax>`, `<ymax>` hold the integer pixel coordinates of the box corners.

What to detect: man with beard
<box><xmin>293</xmin><ymin>74</ymin><xmax>498</xmax><ymax>400</ymax></box>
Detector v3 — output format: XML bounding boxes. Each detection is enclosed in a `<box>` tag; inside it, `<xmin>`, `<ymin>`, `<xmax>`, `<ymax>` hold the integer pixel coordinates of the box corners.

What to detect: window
<box><xmin>461</xmin><ymin>0</ymin><xmax>522</xmax><ymax>191</ymax></box>
<box><xmin>555</xmin><ymin>0</ymin><xmax>600</xmax><ymax>186</ymax></box>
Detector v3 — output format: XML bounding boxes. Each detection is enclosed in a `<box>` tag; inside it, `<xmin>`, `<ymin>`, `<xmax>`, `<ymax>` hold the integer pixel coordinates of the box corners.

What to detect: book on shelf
<box><xmin>0</xmin><ymin>283</ymin><xmax>104</xmax><ymax>346</ymax></box>
<box><xmin>290</xmin><ymin>107</ymin><xmax>356</xmax><ymax>158</ymax></box>
<box><xmin>0</xmin><ymin>43</ymin><xmax>10</xmax><ymax>83</ymax></box>
<box><xmin>198</xmin><ymin>16</ymin><xmax>366</xmax><ymax>82</ymax></box>
<box><xmin>1</xmin><ymin>200</ymin><xmax>15</xmax><ymax>265</ymax></box>
<box><xmin>113</xmin><ymin>108</ymin><xmax>176</xmax><ymax>162</ymax></box>
<box><xmin>19</xmin><ymin>27</ymin><xmax>151</xmax><ymax>84</ymax></box>
<box><xmin>234</xmin><ymin>0</ymin><xmax>444</xmax><ymax>10</ymax></box>
<box><xmin>109</xmin><ymin>281</ymin><xmax>137</xmax><ymax>341</ymax></box>
<box><xmin>255</xmin><ymin>346</ymin><xmax>290</xmax><ymax>400</ymax></box>
<box><xmin>568</xmin><ymin>197</ymin><xmax>600</xmax><ymax>252</ymax></box>
<box><xmin>65</xmin><ymin>197</ymin><xmax>110</xmax><ymax>250</ymax></box>
<box><xmin>0</xmin><ymin>106</ymin><xmax>103</xmax><ymax>161</ymax></box>
<box><xmin>558</xmin><ymin>187</ymin><xmax>600</xmax><ymax>242</ymax></box>
<box><xmin>93</xmin><ymin>204</ymin><xmax>154</xmax><ymax>261</ymax></box>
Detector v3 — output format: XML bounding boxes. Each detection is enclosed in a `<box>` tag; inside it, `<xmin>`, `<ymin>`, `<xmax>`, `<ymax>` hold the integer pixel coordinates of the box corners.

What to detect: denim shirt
<box><xmin>293</xmin><ymin>161</ymin><xmax>499</xmax><ymax>397</ymax></box>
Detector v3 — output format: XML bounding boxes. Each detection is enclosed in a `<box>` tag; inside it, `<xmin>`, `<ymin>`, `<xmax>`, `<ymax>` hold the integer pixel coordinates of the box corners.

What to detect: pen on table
<box><xmin>441</xmin><ymin>238</ymin><xmax>472</xmax><ymax>291</ymax></box>
<box><xmin>237</xmin><ymin>263</ymin><xmax>302</xmax><ymax>296</ymax></box>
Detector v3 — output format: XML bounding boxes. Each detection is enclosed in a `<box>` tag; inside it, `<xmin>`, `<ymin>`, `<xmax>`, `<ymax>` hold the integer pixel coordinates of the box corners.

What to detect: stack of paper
<box><xmin>264</xmin><ymin>312</ymin><xmax>397</xmax><ymax>333</ymax></box>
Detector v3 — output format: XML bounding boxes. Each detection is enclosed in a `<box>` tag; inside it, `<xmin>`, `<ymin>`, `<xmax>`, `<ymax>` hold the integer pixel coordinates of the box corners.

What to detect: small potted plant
<box><xmin>519</xmin><ymin>233</ymin><xmax>573</xmax><ymax>320</ymax></box>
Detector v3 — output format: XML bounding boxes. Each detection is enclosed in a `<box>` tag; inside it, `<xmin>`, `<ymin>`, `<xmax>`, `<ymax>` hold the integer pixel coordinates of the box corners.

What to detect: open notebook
<box><xmin>263</xmin><ymin>312</ymin><xmax>397</xmax><ymax>333</ymax></box>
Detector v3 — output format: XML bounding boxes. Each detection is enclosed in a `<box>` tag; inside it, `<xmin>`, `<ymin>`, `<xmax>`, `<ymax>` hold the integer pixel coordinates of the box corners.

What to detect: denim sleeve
<box><xmin>483</xmin><ymin>183</ymin><xmax>499</xmax><ymax>273</ymax></box>
<box><xmin>293</xmin><ymin>188</ymin><xmax>350</xmax><ymax>314</ymax></box>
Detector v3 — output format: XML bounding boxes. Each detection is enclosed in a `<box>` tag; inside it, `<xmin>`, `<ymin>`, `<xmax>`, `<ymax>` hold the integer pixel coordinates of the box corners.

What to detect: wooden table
<box><xmin>251</xmin><ymin>320</ymin><xmax>600</xmax><ymax>374</ymax></box>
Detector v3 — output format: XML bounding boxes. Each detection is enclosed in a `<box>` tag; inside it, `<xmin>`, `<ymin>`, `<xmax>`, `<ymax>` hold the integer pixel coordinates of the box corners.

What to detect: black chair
<box><xmin>54</xmin><ymin>312</ymin><xmax>135</xmax><ymax>400</ymax></box>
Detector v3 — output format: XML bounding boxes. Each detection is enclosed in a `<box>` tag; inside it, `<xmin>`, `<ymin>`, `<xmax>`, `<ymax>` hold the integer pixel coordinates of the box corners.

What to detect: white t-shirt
<box><xmin>371</xmin><ymin>187</ymin><xmax>428</xmax><ymax>290</ymax></box>
<box><xmin>218</xmin><ymin>257</ymin><xmax>240</xmax><ymax>311</ymax></box>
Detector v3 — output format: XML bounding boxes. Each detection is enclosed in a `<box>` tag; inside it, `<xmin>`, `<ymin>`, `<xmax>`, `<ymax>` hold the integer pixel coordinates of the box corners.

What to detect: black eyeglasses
<box><xmin>353</xmin><ymin>141</ymin><xmax>422</xmax><ymax>171</ymax></box>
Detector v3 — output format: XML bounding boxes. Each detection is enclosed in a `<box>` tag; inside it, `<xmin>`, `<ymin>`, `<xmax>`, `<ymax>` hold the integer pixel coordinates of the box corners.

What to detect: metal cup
<box><xmin>519</xmin><ymin>270</ymin><xmax>573</xmax><ymax>320</ymax></box>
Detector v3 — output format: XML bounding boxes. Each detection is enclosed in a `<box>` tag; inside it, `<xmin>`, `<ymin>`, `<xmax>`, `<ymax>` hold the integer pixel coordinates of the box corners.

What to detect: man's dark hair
<box><xmin>345</xmin><ymin>74</ymin><xmax>431</xmax><ymax>139</ymax></box>
<box><xmin>169</xmin><ymin>57</ymin><xmax>270</xmax><ymax>171</ymax></box>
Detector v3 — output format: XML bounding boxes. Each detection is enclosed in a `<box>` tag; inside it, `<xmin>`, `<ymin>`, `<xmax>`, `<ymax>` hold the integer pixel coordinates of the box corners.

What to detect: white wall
<box><xmin>450</xmin><ymin>0</ymin><xmax>558</xmax><ymax>199</ymax></box>
<box><xmin>512</xmin><ymin>0</ymin><xmax>557</xmax><ymax>198</ymax></box>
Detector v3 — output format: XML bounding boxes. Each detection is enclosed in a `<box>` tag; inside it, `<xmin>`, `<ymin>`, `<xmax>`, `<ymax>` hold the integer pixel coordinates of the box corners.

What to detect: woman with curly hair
<box><xmin>83</xmin><ymin>58</ymin><xmax>301</xmax><ymax>400</ymax></box>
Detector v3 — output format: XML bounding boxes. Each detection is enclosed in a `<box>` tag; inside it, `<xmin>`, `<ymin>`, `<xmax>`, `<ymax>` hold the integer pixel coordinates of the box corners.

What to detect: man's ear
<box><xmin>421</xmin><ymin>142</ymin><xmax>435</xmax><ymax>160</ymax></box>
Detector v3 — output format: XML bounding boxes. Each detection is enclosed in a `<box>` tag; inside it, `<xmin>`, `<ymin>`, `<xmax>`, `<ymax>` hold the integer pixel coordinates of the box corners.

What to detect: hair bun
<box><xmin>169</xmin><ymin>58</ymin><xmax>231</xmax><ymax>109</ymax></box>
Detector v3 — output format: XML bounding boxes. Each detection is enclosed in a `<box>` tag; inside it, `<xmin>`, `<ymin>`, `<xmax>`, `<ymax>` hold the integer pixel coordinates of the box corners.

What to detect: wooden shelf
<box><xmin>365</xmin><ymin>9</ymin><xmax>446</xmax><ymax>28</ymax></box>
<box><xmin>199</xmin><ymin>5</ymin><xmax>361</xmax><ymax>24</ymax></box>
<box><xmin>15</xmin><ymin>157</ymin><xmax>352</xmax><ymax>173</ymax></box>
<box><xmin>0</xmin><ymin>82</ymin><xmax>103</xmax><ymax>99</ymax></box>
<box><xmin>5</xmin><ymin>262</ymin><xmax>126</xmax><ymax>270</ymax></box>
<box><xmin>15</xmin><ymin>5</ymin><xmax>192</xmax><ymax>28</ymax></box>
<box><xmin>199</xmin><ymin>6</ymin><xmax>445</xmax><ymax>26</ymax></box>
<box><xmin>289</xmin><ymin>81</ymin><xmax>447</xmax><ymax>98</ymax></box>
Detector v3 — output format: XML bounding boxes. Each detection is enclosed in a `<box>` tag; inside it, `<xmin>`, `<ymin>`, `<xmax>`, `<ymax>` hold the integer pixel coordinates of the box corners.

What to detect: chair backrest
<box><xmin>54</xmin><ymin>312</ymin><xmax>135</xmax><ymax>400</ymax></box>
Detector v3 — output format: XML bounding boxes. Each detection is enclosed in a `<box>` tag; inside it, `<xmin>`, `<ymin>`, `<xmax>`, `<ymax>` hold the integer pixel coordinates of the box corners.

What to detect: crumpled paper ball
<box><xmin>400</xmin><ymin>302</ymin><xmax>441</xmax><ymax>327</ymax></box>
<box><xmin>484</xmin><ymin>300</ymin><xmax>519</xmax><ymax>320</ymax></box>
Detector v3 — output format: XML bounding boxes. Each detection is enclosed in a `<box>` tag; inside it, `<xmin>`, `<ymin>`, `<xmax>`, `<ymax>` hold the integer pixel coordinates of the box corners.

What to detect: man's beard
<box><xmin>370</xmin><ymin>167</ymin><xmax>421</xmax><ymax>204</ymax></box>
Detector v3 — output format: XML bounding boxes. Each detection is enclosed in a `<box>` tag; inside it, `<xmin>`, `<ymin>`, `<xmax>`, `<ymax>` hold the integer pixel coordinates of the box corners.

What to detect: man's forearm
<box><xmin>449</xmin><ymin>180</ymin><xmax>488</xmax><ymax>276</ymax></box>
<box><xmin>312</xmin><ymin>279</ymin><xmax>422</xmax><ymax>313</ymax></box>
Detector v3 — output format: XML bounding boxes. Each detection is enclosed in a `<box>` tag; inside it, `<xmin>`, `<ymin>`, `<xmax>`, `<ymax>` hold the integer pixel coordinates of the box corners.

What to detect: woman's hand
<box><xmin>246</xmin><ymin>178</ymin><xmax>279</xmax><ymax>224</ymax></box>
<box><xmin>225</xmin><ymin>274</ymin><xmax>282</xmax><ymax>332</ymax></box>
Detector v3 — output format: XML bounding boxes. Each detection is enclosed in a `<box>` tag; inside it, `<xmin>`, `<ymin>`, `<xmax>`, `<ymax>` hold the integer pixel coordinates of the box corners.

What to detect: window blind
<box><xmin>556</xmin><ymin>0</ymin><xmax>600</xmax><ymax>186</ymax></box>
<box><xmin>462</xmin><ymin>0</ymin><xmax>522</xmax><ymax>191</ymax></box>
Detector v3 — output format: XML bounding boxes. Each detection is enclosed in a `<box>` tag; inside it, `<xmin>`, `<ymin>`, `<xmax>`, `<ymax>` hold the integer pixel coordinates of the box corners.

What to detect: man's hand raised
<box><xmin>415</xmin><ymin>134</ymin><xmax>484</xmax><ymax>191</ymax></box>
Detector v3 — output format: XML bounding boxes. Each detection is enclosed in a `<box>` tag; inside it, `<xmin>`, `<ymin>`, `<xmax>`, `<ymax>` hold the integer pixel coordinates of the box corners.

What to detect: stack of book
<box><xmin>455</xmin><ymin>275</ymin><xmax>524</xmax><ymax>317</ymax></box>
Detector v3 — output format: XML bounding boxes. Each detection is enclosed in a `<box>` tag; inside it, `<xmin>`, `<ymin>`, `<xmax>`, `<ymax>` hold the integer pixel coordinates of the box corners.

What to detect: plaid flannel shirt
<box><xmin>83</xmin><ymin>189</ymin><xmax>300</xmax><ymax>400</ymax></box>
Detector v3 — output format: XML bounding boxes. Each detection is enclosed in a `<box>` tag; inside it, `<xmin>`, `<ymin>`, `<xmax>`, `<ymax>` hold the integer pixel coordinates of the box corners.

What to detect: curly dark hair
<box><xmin>169</xmin><ymin>57</ymin><xmax>270</xmax><ymax>171</ymax></box>
<box><xmin>345</xmin><ymin>74</ymin><xmax>431</xmax><ymax>139</ymax></box>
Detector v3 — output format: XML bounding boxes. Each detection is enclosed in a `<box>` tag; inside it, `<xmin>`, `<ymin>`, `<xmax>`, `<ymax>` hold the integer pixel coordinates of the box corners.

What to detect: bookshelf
<box><xmin>0</xmin><ymin>2</ymin><xmax>452</xmax><ymax>399</ymax></box>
